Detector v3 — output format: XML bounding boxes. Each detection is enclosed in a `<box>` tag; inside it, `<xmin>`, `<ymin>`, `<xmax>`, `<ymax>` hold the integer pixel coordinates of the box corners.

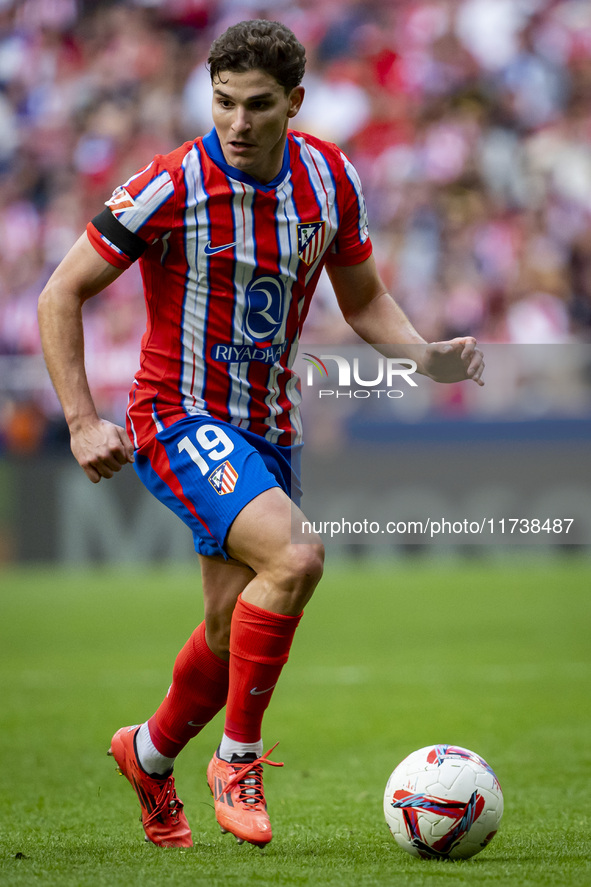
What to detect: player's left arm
<box><xmin>327</xmin><ymin>254</ymin><xmax>484</xmax><ymax>386</ymax></box>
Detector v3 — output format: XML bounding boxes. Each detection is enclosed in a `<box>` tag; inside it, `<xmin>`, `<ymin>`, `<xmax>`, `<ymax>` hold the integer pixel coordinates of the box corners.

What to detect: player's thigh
<box><xmin>226</xmin><ymin>486</ymin><xmax>324</xmax><ymax>584</ymax></box>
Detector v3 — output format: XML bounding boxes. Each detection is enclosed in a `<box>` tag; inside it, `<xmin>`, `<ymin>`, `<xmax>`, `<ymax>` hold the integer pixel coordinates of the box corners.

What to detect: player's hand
<box><xmin>70</xmin><ymin>418</ymin><xmax>135</xmax><ymax>483</ymax></box>
<box><xmin>423</xmin><ymin>337</ymin><xmax>485</xmax><ymax>386</ymax></box>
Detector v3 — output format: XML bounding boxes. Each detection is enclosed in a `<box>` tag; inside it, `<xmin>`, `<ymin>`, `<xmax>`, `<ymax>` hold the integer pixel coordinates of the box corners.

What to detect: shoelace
<box><xmin>143</xmin><ymin>776</ymin><xmax>184</xmax><ymax>828</ymax></box>
<box><xmin>218</xmin><ymin>742</ymin><xmax>284</xmax><ymax>806</ymax></box>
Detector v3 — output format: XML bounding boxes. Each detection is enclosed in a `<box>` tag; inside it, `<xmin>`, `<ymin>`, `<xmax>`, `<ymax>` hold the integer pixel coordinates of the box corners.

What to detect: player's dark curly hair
<box><xmin>208</xmin><ymin>20</ymin><xmax>306</xmax><ymax>93</ymax></box>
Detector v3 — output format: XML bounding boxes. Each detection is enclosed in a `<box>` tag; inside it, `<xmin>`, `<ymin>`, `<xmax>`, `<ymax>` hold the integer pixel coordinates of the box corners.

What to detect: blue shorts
<box><xmin>134</xmin><ymin>416</ymin><xmax>303</xmax><ymax>559</ymax></box>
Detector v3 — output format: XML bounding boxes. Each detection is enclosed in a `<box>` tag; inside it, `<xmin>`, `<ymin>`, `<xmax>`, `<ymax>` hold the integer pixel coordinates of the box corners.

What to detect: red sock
<box><xmin>224</xmin><ymin>595</ymin><xmax>302</xmax><ymax>743</ymax></box>
<box><xmin>148</xmin><ymin>621</ymin><xmax>229</xmax><ymax>758</ymax></box>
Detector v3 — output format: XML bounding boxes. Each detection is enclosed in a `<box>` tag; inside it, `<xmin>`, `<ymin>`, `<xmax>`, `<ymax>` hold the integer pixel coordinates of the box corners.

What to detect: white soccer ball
<box><xmin>383</xmin><ymin>744</ymin><xmax>503</xmax><ymax>860</ymax></box>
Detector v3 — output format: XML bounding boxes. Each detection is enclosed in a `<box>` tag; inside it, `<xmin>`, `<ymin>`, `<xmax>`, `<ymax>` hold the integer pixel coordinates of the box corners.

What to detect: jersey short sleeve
<box><xmin>86</xmin><ymin>158</ymin><xmax>177</xmax><ymax>269</ymax></box>
<box><xmin>326</xmin><ymin>150</ymin><xmax>372</xmax><ymax>267</ymax></box>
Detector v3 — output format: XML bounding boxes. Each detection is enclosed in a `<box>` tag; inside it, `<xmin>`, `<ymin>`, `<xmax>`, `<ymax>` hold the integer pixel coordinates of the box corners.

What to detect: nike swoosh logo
<box><xmin>204</xmin><ymin>240</ymin><xmax>236</xmax><ymax>256</ymax></box>
<box><xmin>250</xmin><ymin>685</ymin><xmax>276</xmax><ymax>696</ymax></box>
<box><xmin>187</xmin><ymin>720</ymin><xmax>208</xmax><ymax>727</ymax></box>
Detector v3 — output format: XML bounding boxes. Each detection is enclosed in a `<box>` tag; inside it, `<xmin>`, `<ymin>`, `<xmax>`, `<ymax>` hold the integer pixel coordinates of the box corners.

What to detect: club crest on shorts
<box><xmin>208</xmin><ymin>460</ymin><xmax>238</xmax><ymax>495</ymax></box>
<box><xmin>297</xmin><ymin>221</ymin><xmax>326</xmax><ymax>265</ymax></box>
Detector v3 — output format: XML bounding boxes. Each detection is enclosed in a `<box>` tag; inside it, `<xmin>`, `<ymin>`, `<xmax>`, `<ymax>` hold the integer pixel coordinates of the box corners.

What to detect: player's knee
<box><xmin>281</xmin><ymin>541</ymin><xmax>324</xmax><ymax>597</ymax></box>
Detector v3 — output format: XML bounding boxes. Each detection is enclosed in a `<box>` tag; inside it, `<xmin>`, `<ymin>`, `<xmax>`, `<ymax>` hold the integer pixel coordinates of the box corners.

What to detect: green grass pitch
<box><xmin>1</xmin><ymin>556</ymin><xmax>590</xmax><ymax>886</ymax></box>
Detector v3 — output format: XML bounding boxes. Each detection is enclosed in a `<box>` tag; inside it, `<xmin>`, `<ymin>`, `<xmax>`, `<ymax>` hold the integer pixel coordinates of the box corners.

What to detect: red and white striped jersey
<box><xmin>87</xmin><ymin>127</ymin><xmax>372</xmax><ymax>449</ymax></box>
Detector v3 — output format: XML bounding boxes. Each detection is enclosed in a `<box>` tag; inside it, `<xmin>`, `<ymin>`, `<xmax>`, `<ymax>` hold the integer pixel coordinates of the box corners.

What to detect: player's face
<box><xmin>212</xmin><ymin>69</ymin><xmax>304</xmax><ymax>184</ymax></box>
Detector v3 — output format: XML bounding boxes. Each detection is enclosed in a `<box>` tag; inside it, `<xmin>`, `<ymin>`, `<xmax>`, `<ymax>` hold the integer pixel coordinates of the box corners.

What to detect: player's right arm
<box><xmin>38</xmin><ymin>232</ymin><xmax>135</xmax><ymax>483</ymax></box>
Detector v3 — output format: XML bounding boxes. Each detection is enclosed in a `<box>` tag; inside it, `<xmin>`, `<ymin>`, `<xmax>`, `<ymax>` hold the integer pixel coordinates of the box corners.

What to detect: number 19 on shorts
<box><xmin>178</xmin><ymin>424</ymin><xmax>235</xmax><ymax>475</ymax></box>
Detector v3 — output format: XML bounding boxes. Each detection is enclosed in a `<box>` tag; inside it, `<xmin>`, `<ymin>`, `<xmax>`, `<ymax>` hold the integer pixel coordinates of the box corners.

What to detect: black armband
<box><xmin>91</xmin><ymin>207</ymin><xmax>149</xmax><ymax>262</ymax></box>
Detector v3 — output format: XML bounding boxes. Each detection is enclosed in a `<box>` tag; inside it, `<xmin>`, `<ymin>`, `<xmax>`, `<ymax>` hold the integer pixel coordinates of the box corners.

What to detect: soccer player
<box><xmin>38</xmin><ymin>20</ymin><xmax>484</xmax><ymax>849</ymax></box>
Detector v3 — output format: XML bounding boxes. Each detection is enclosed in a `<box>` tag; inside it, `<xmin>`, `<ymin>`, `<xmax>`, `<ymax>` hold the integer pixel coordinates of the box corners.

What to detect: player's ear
<box><xmin>287</xmin><ymin>86</ymin><xmax>305</xmax><ymax>119</ymax></box>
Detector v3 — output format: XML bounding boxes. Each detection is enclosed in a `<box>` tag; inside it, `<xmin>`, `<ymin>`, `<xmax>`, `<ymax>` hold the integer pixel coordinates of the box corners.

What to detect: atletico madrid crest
<box><xmin>208</xmin><ymin>460</ymin><xmax>238</xmax><ymax>495</ymax></box>
<box><xmin>297</xmin><ymin>221</ymin><xmax>326</xmax><ymax>265</ymax></box>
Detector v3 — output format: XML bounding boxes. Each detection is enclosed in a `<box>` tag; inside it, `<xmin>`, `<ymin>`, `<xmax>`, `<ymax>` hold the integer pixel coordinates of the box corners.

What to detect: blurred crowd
<box><xmin>1</xmin><ymin>0</ymin><xmax>591</xmax><ymax>453</ymax></box>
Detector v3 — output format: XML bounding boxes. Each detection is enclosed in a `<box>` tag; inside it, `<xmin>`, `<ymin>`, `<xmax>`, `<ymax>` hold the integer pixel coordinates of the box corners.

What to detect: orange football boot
<box><xmin>108</xmin><ymin>725</ymin><xmax>192</xmax><ymax>847</ymax></box>
<box><xmin>206</xmin><ymin>743</ymin><xmax>283</xmax><ymax>846</ymax></box>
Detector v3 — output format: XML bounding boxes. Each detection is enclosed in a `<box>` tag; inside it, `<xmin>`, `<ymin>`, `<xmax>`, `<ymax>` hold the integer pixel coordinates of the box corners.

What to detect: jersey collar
<box><xmin>202</xmin><ymin>128</ymin><xmax>291</xmax><ymax>192</ymax></box>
